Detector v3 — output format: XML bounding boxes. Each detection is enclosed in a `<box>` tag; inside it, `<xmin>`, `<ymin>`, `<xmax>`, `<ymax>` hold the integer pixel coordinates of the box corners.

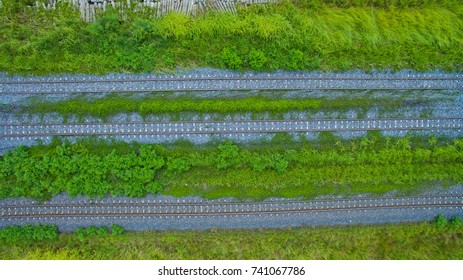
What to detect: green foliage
<box><xmin>0</xmin><ymin>142</ymin><xmax>165</xmax><ymax>199</ymax></box>
<box><xmin>98</xmin><ymin>226</ymin><xmax>110</xmax><ymax>236</ymax></box>
<box><xmin>272</xmin><ymin>155</ymin><xmax>289</xmax><ymax>173</ymax></box>
<box><xmin>247</xmin><ymin>49</ymin><xmax>267</xmax><ymax>70</ymax></box>
<box><xmin>3</xmin><ymin>222</ymin><xmax>463</xmax><ymax>259</ymax></box>
<box><xmin>75</xmin><ymin>228</ymin><xmax>86</xmax><ymax>241</ymax></box>
<box><xmin>28</xmin><ymin>95</ymin><xmax>322</xmax><ymax>120</ymax></box>
<box><xmin>0</xmin><ymin>224</ymin><xmax>58</xmax><ymax>244</ymax></box>
<box><xmin>111</xmin><ymin>224</ymin><xmax>125</xmax><ymax>236</ymax></box>
<box><xmin>435</xmin><ymin>214</ymin><xmax>448</xmax><ymax>229</ymax></box>
<box><xmin>216</xmin><ymin>141</ymin><xmax>240</xmax><ymax>169</ymax></box>
<box><xmin>449</xmin><ymin>216</ymin><xmax>463</xmax><ymax>228</ymax></box>
<box><xmin>220</xmin><ymin>48</ymin><xmax>242</xmax><ymax>69</ymax></box>
<box><xmin>292</xmin><ymin>0</ymin><xmax>461</xmax><ymax>9</ymax></box>
<box><xmin>2</xmin><ymin>0</ymin><xmax>462</xmax><ymax>73</ymax></box>
<box><xmin>166</xmin><ymin>157</ymin><xmax>191</xmax><ymax>175</ymax></box>
<box><xmin>1</xmin><ymin>136</ymin><xmax>462</xmax><ymax>200</ymax></box>
<box><xmin>75</xmin><ymin>226</ymin><xmax>113</xmax><ymax>241</ymax></box>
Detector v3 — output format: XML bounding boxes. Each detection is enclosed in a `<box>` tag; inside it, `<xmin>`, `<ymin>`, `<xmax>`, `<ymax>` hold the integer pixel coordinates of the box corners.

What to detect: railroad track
<box><xmin>1</xmin><ymin>74</ymin><xmax>462</xmax><ymax>93</ymax></box>
<box><xmin>1</xmin><ymin>118</ymin><xmax>462</xmax><ymax>138</ymax></box>
<box><xmin>1</xmin><ymin>195</ymin><xmax>462</xmax><ymax>219</ymax></box>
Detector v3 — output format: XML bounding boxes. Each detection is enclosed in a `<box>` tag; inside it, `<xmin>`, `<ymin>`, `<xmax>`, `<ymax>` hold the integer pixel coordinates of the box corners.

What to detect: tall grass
<box><xmin>23</xmin><ymin>93</ymin><xmax>411</xmax><ymax>120</ymax></box>
<box><xmin>1</xmin><ymin>222</ymin><xmax>463</xmax><ymax>259</ymax></box>
<box><xmin>0</xmin><ymin>0</ymin><xmax>462</xmax><ymax>73</ymax></box>
<box><xmin>27</xmin><ymin>95</ymin><xmax>322</xmax><ymax>120</ymax></box>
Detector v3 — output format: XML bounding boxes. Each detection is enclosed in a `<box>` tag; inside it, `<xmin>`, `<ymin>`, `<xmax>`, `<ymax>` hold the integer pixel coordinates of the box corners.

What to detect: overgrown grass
<box><xmin>2</xmin><ymin>221</ymin><xmax>463</xmax><ymax>259</ymax></box>
<box><xmin>25</xmin><ymin>95</ymin><xmax>322</xmax><ymax>120</ymax></box>
<box><xmin>1</xmin><ymin>134</ymin><xmax>462</xmax><ymax>200</ymax></box>
<box><xmin>21</xmin><ymin>93</ymin><xmax>414</xmax><ymax>121</ymax></box>
<box><xmin>1</xmin><ymin>0</ymin><xmax>462</xmax><ymax>74</ymax></box>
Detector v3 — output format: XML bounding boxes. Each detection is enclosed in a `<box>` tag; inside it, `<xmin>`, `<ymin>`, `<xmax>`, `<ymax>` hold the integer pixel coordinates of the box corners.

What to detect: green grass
<box><xmin>19</xmin><ymin>92</ymin><xmax>416</xmax><ymax>121</ymax></box>
<box><xmin>2</xmin><ymin>221</ymin><xmax>463</xmax><ymax>259</ymax></box>
<box><xmin>1</xmin><ymin>0</ymin><xmax>462</xmax><ymax>74</ymax></box>
<box><xmin>1</xmin><ymin>134</ymin><xmax>462</xmax><ymax>200</ymax></box>
<box><xmin>25</xmin><ymin>95</ymin><xmax>322</xmax><ymax>120</ymax></box>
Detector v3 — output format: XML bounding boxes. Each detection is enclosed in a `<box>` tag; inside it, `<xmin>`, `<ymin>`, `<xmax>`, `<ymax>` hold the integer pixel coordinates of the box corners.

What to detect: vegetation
<box><xmin>1</xmin><ymin>221</ymin><xmax>463</xmax><ymax>259</ymax></box>
<box><xmin>75</xmin><ymin>225</ymin><xmax>125</xmax><ymax>241</ymax></box>
<box><xmin>26</xmin><ymin>95</ymin><xmax>323</xmax><ymax>120</ymax></box>
<box><xmin>1</xmin><ymin>0</ymin><xmax>462</xmax><ymax>74</ymax></box>
<box><xmin>1</xmin><ymin>134</ymin><xmax>462</xmax><ymax>200</ymax></box>
<box><xmin>18</xmin><ymin>91</ymin><xmax>435</xmax><ymax>121</ymax></box>
<box><xmin>0</xmin><ymin>224</ymin><xmax>58</xmax><ymax>244</ymax></box>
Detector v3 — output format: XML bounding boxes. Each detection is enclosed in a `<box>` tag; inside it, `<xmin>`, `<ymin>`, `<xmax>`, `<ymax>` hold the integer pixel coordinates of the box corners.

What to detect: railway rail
<box><xmin>1</xmin><ymin>118</ymin><xmax>462</xmax><ymax>139</ymax></box>
<box><xmin>2</xmin><ymin>195</ymin><xmax>462</xmax><ymax>220</ymax></box>
<box><xmin>2</xmin><ymin>74</ymin><xmax>463</xmax><ymax>93</ymax></box>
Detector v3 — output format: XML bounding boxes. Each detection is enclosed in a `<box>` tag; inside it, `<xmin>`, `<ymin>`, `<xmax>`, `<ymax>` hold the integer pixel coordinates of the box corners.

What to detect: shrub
<box><xmin>449</xmin><ymin>216</ymin><xmax>463</xmax><ymax>228</ymax></box>
<box><xmin>272</xmin><ymin>156</ymin><xmax>289</xmax><ymax>173</ymax></box>
<box><xmin>434</xmin><ymin>214</ymin><xmax>448</xmax><ymax>229</ymax></box>
<box><xmin>111</xmin><ymin>224</ymin><xmax>125</xmax><ymax>236</ymax></box>
<box><xmin>75</xmin><ymin>227</ymin><xmax>87</xmax><ymax>241</ymax></box>
<box><xmin>75</xmin><ymin>226</ymin><xmax>112</xmax><ymax>240</ymax></box>
<box><xmin>220</xmin><ymin>48</ymin><xmax>242</xmax><ymax>69</ymax></box>
<box><xmin>162</xmin><ymin>54</ymin><xmax>175</xmax><ymax>68</ymax></box>
<box><xmin>0</xmin><ymin>224</ymin><xmax>58</xmax><ymax>244</ymax></box>
<box><xmin>247</xmin><ymin>49</ymin><xmax>267</xmax><ymax>70</ymax></box>
<box><xmin>86</xmin><ymin>226</ymin><xmax>99</xmax><ymax>236</ymax></box>
<box><xmin>166</xmin><ymin>157</ymin><xmax>191</xmax><ymax>175</ymax></box>
<box><xmin>216</xmin><ymin>141</ymin><xmax>240</xmax><ymax>169</ymax></box>
<box><xmin>286</xmin><ymin>49</ymin><xmax>305</xmax><ymax>70</ymax></box>
<box><xmin>98</xmin><ymin>226</ymin><xmax>110</xmax><ymax>236</ymax></box>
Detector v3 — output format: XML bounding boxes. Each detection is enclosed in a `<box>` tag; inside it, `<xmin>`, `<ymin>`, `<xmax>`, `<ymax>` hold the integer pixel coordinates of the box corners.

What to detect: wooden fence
<box><xmin>18</xmin><ymin>0</ymin><xmax>278</xmax><ymax>21</ymax></box>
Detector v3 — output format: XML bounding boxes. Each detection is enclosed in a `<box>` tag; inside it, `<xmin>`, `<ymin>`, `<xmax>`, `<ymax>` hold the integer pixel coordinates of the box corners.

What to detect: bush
<box><xmin>272</xmin><ymin>156</ymin><xmax>289</xmax><ymax>173</ymax></box>
<box><xmin>111</xmin><ymin>224</ymin><xmax>125</xmax><ymax>236</ymax></box>
<box><xmin>166</xmin><ymin>157</ymin><xmax>191</xmax><ymax>175</ymax></box>
<box><xmin>0</xmin><ymin>224</ymin><xmax>58</xmax><ymax>244</ymax></box>
<box><xmin>86</xmin><ymin>226</ymin><xmax>99</xmax><ymax>236</ymax></box>
<box><xmin>75</xmin><ymin>226</ymin><xmax>111</xmax><ymax>240</ymax></box>
<box><xmin>247</xmin><ymin>49</ymin><xmax>267</xmax><ymax>70</ymax></box>
<box><xmin>220</xmin><ymin>48</ymin><xmax>242</xmax><ymax>69</ymax></box>
<box><xmin>75</xmin><ymin>227</ymin><xmax>86</xmax><ymax>241</ymax></box>
<box><xmin>98</xmin><ymin>226</ymin><xmax>110</xmax><ymax>236</ymax></box>
<box><xmin>216</xmin><ymin>141</ymin><xmax>240</xmax><ymax>169</ymax></box>
<box><xmin>449</xmin><ymin>216</ymin><xmax>463</xmax><ymax>228</ymax></box>
<box><xmin>434</xmin><ymin>214</ymin><xmax>448</xmax><ymax>229</ymax></box>
<box><xmin>286</xmin><ymin>49</ymin><xmax>305</xmax><ymax>70</ymax></box>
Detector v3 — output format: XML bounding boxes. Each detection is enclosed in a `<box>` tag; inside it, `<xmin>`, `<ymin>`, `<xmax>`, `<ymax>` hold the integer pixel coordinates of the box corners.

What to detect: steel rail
<box><xmin>2</xmin><ymin>76</ymin><xmax>463</xmax><ymax>85</ymax></box>
<box><xmin>2</xmin><ymin>76</ymin><xmax>463</xmax><ymax>94</ymax></box>
<box><xmin>2</xmin><ymin>201</ymin><xmax>462</xmax><ymax>219</ymax></box>
<box><xmin>1</xmin><ymin>118</ymin><xmax>462</xmax><ymax>138</ymax></box>
<box><xmin>2</xmin><ymin>117</ymin><xmax>461</xmax><ymax>127</ymax></box>
<box><xmin>1</xmin><ymin>194</ymin><xmax>461</xmax><ymax>209</ymax></box>
<box><xmin>3</xmin><ymin>86</ymin><xmax>463</xmax><ymax>95</ymax></box>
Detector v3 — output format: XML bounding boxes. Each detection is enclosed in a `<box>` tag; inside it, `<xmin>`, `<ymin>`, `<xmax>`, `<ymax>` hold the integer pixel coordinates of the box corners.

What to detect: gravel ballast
<box><xmin>1</xmin><ymin>186</ymin><xmax>462</xmax><ymax>232</ymax></box>
<box><xmin>1</xmin><ymin>69</ymin><xmax>462</xmax><ymax>95</ymax></box>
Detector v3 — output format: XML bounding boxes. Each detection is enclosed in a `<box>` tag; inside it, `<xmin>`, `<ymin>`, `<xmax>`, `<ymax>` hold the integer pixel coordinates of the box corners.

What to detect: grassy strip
<box><xmin>21</xmin><ymin>93</ymin><xmax>412</xmax><ymax>120</ymax></box>
<box><xmin>1</xmin><ymin>220</ymin><xmax>463</xmax><ymax>259</ymax></box>
<box><xmin>1</xmin><ymin>1</ymin><xmax>462</xmax><ymax>74</ymax></box>
<box><xmin>292</xmin><ymin>0</ymin><xmax>461</xmax><ymax>9</ymax></box>
<box><xmin>25</xmin><ymin>95</ymin><xmax>323</xmax><ymax>120</ymax></box>
<box><xmin>1</xmin><ymin>134</ymin><xmax>462</xmax><ymax>200</ymax></box>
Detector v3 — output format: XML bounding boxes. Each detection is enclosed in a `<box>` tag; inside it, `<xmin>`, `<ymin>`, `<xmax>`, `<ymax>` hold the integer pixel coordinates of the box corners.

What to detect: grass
<box><xmin>25</xmin><ymin>95</ymin><xmax>321</xmax><ymax>121</ymax></box>
<box><xmin>1</xmin><ymin>221</ymin><xmax>463</xmax><ymax>259</ymax></box>
<box><xmin>1</xmin><ymin>134</ymin><xmax>462</xmax><ymax>200</ymax></box>
<box><xmin>20</xmin><ymin>92</ymin><xmax>418</xmax><ymax>121</ymax></box>
<box><xmin>1</xmin><ymin>1</ymin><xmax>462</xmax><ymax>74</ymax></box>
